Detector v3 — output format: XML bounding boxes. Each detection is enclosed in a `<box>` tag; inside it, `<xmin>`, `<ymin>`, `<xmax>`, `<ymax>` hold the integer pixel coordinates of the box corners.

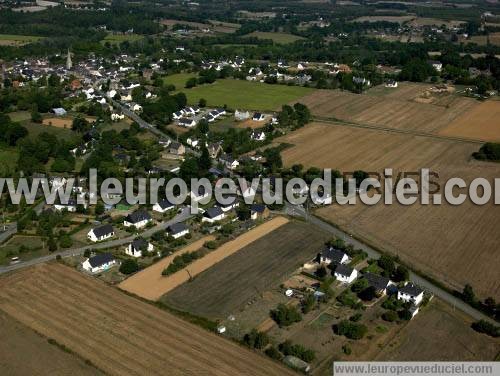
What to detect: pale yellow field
<box><xmin>277</xmin><ymin>122</ymin><xmax>500</xmax><ymax>299</ymax></box>
<box><xmin>439</xmin><ymin>100</ymin><xmax>500</xmax><ymax>142</ymax></box>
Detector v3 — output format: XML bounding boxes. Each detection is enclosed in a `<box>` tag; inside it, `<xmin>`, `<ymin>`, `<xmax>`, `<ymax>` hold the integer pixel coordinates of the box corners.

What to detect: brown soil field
<box><xmin>163</xmin><ymin>220</ymin><xmax>330</xmax><ymax>319</ymax></box>
<box><xmin>376</xmin><ymin>299</ymin><xmax>500</xmax><ymax>361</ymax></box>
<box><xmin>439</xmin><ymin>100</ymin><xmax>500</xmax><ymax>142</ymax></box>
<box><xmin>277</xmin><ymin>122</ymin><xmax>500</xmax><ymax>299</ymax></box>
<box><xmin>0</xmin><ymin>263</ymin><xmax>295</xmax><ymax>376</ymax></box>
<box><xmin>296</xmin><ymin>85</ymin><xmax>479</xmax><ymax>134</ymax></box>
<box><xmin>118</xmin><ymin>236</ymin><xmax>215</xmax><ymax>300</ymax></box>
<box><xmin>42</xmin><ymin>117</ymin><xmax>73</xmax><ymax>128</ymax></box>
<box><xmin>121</xmin><ymin>217</ymin><xmax>288</xmax><ymax>300</ymax></box>
<box><xmin>237</xmin><ymin>118</ymin><xmax>269</xmax><ymax>129</ymax></box>
<box><xmin>0</xmin><ymin>310</ymin><xmax>103</xmax><ymax>376</ymax></box>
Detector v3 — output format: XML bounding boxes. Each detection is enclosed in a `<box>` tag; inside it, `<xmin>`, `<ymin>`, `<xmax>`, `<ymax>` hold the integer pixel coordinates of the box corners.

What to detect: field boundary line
<box><xmin>313</xmin><ymin>116</ymin><xmax>485</xmax><ymax>144</ymax></box>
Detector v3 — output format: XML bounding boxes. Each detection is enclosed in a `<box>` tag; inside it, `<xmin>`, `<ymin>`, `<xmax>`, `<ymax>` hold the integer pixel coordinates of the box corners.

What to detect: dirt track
<box><xmin>0</xmin><ymin>263</ymin><xmax>295</xmax><ymax>376</ymax></box>
<box><xmin>120</xmin><ymin>217</ymin><xmax>289</xmax><ymax>300</ymax></box>
<box><xmin>118</xmin><ymin>236</ymin><xmax>215</xmax><ymax>300</ymax></box>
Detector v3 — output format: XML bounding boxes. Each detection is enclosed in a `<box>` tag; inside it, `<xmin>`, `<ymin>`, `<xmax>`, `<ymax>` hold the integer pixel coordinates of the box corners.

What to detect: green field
<box><xmin>0</xmin><ymin>148</ymin><xmax>18</xmax><ymax>175</ymax></box>
<box><xmin>0</xmin><ymin>34</ymin><xmax>43</xmax><ymax>46</ymax></box>
<box><xmin>102</xmin><ymin>33</ymin><xmax>144</xmax><ymax>45</ymax></box>
<box><xmin>163</xmin><ymin>73</ymin><xmax>198</xmax><ymax>90</ymax></box>
<box><xmin>245</xmin><ymin>31</ymin><xmax>305</xmax><ymax>44</ymax></box>
<box><xmin>0</xmin><ymin>235</ymin><xmax>48</xmax><ymax>265</ymax></box>
<box><xmin>182</xmin><ymin>79</ymin><xmax>314</xmax><ymax>111</ymax></box>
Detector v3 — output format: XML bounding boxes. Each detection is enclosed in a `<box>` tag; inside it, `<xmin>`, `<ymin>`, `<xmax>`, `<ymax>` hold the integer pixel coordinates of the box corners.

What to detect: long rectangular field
<box><xmin>0</xmin><ymin>263</ymin><xmax>295</xmax><ymax>376</ymax></box>
<box><xmin>162</xmin><ymin>221</ymin><xmax>330</xmax><ymax>319</ymax></box>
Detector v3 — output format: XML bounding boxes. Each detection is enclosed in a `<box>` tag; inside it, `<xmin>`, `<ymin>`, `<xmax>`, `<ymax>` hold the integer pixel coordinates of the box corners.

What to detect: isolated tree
<box><xmin>120</xmin><ymin>259</ymin><xmax>139</xmax><ymax>275</ymax></box>
<box><xmin>198</xmin><ymin>98</ymin><xmax>207</xmax><ymax>107</ymax></box>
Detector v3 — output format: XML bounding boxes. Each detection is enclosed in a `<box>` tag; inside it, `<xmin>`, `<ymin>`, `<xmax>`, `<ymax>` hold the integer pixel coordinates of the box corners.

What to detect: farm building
<box><xmin>87</xmin><ymin>224</ymin><xmax>114</xmax><ymax>242</ymax></box>
<box><xmin>82</xmin><ymin>253</ymin><xmax>116</xmax><ymax>273</ymax></box>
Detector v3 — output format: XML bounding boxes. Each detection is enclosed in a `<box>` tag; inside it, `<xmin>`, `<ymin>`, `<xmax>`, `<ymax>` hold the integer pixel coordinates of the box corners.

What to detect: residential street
<box><xmin>0</xmin><ymin>207</ymin><xmax>192</xmax><ymax>275</ymax></box>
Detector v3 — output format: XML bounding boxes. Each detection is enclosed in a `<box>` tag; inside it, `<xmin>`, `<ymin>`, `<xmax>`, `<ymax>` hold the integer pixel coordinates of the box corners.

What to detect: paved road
<box><xmin>0</xmin><ymin>201</ymin><xmax>46</xmax><ymax>245</ymax></box>
<box><xmin>285</xmin><ymin>202</ymin><xmax>496</xmax><ymax>324</ymax></box>
<box><xmin>0</xmin><ymin>207</ymin><xmax>192</xmax><ymax>274</ymax></box>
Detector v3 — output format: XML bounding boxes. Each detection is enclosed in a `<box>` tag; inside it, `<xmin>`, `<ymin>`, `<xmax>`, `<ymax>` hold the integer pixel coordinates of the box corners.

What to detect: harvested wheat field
<box><xmin>118</xmin><ymin>236</ymin><xmax>215</xmax><ymax>300</ymax></box>
<box><xmin>0</xmin><ymin>310</ymin><xmax>103</xmax><ymax>376</ymax></box>
<box><xmin>439</xmin><ymin>100</ymin><xmax>500</xmax><ymax>142</ymax></box>
<box><xmin>297</xmin><ymin>85</ymin><xmax>478</xmax><ymax>134</ymax></box>
<box><xmin>42</xmin><ymin>117</ymin><xmax>73</xmax><ymax>128</ymax></box>
<box><xmin>376</xmin><ymin>299</ymin><xmax>499</xmax><ymax>361</ymax></box>
<box><xmin>0</xmin><ymin>263</ymin><xmax>294</xmax><ymax>376</ymax></box>
<box><xmin>163</xmin><ymin>220</ymin><xmax>329</xmax><ymax>319</ymax></box>
<box><xmin>120</xmin><ymin>217</ymin><xmax>289</xmax><ymax>300</ymax></box>
<box><xmin>278</xmin><ymin>122</ymin><xmax>500</xmax><ymax>299</ymax></box>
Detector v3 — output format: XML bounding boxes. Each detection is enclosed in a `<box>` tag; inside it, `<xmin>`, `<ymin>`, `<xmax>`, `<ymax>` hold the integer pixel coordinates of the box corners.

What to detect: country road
<box><xmin>0</xmin><ymin>207</ymin><xmax>192</xmax><ymax>275</ymax></box>
<box><xmin>285</xmin><ymin>202</ymin><xmax>496</xmax><ymax>324</ymax></box>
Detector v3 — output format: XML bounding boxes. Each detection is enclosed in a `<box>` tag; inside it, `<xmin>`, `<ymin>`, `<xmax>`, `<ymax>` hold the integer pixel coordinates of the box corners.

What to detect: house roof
<box><xmin>126</xmin><ymin>210</ymin><xmax>151</xmax><ymax>224</ymax></box>
<box><xmin>167</xmin><ymin>222</ymin><xmax>188</xmax><ymax>235</ymax></box>
<box><xmin>364</xmin><ymin>272</ymin><xmax>390</xmax><ymax>291</ymax></box>
<box><xmin>204</xmin><ymin>206</ymin><xmax>224</xmax><ymax>219</ymax></box>
<box><xmin>92</xmin><ymin>224</ymin><xmax>114</xmax><ymax>238</ymax></box>
<box><xmin>131</xmin><ymin>238</ymin><xmax>148</xmax><ymax>251</ymax></box>
<box><xmin>399</xmin><ymin>283</ymin><xmax>423</xmax><ymax>297</ymax></box>
<box><xmin>156</xmin><ymin>199</ymin><xmax>174</xmax><ymax>210</ymax></box>
<box><xmin>88</xmin><ymin>253</ymin><xmax>114</xmax><ymax>268</ymax></box>
<box><xmin>321</xmin><ymin>247</ymin><xmax>347</xmax><ymax>264</ymax></box>
<box><xmin>251</xmin><ymin>203</ymin><xmax>266</xmax><ymax>213</ymax></box>
<box><xmin>335</xmin><ymin>264</ymin><xmax>355</xmax><ymax>277</ymax></box>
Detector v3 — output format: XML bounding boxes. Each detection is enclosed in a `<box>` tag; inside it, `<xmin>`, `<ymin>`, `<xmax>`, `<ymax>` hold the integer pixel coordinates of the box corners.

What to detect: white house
<box><xmin>54</xmin><ymin>198</ymin><xmax>78</xmax><ymax>212</ymax></box>
<box><xmin>126</xmin><ymin>238</ymin><xmax>154</xmax><ymax>257</ymax></box>
<box><xmin>428</xmin><ymin>60</ymin><xmax>442</xmax><ymax>72</ymax></box>
<box><xmin>202</xmin><ymin>206</ymin><xmax>225</xmax><ymax>223</ymax></box>
<box><xmin>397</xmin><ymin>282</ymin><xmax>424</xmax><ymax>306</ymax></box>
<box><xmin>219</xmin><ymin>154</ymin><xmax>239</xmax><ymax>170</ymax></box>
<box><xmin>111</xmin><ymin>113</ymin><xmax>125</xmax><ymax>121</ymax></box>
<box><xmin>363</xmin><ymin>272</ymin><xmax>395</xmax><ymax>296</ymax></box>
<box><xmin>252</xmin><ymin>112</ymin><xmax>265</xmax><ymax>121</ymax></box>
<box><xmin>173</xmin><ymin>111</ymin><xmax>183</xmax><ymax>119</ymax></box>
<box><xmin>217</xmin><ymin>197</ymin><xmax>239</xmax><ymax>212</ymax></box>
<box><xmin>178</xmin><ymin>118</ymin><xmax>197</xmax><ymax>128</ymax></box>
<box><xmin>166</xmin><ymin>222</ymin><xmax>189</xmax><ymax>239</ymax></box>
<box><xmin>87</xmin><ymin>224</ymin><xmax>114</xmax><ymax>242</ymax></box>
<box><xmin>251</xmin><ymin>131</ymin><xmax>266</xmax><ymax>141</ymax></box>
<box><xmin>235</xmin><ymin>110</ymin><xmax>250</xmax><ymax>120</ymax></box>
<box><xmin>153</xmin><ymin>199</ymin><xmax>175</xmax><ymax>213</ymax></box>
<box><xmin>385</xmin><ymin>80</ymin><xmax>398</xmax><ymax>88</ymax></box>
<box><xmin>130</xmin><ymin>103</ymin><xmax>142</xmax><ymax>112</ymax></box>
<box><xmin>191</xmin><ymin>186</ymin><xmax>210</xmax><ymax>202</ymax></box>
<box><xmin>319</xmin><ymin>247</ymin><xmax>349</xmax><ymax>265</ymax></box>
<box><xmin>334</xmin><ymin>264</ymin><xmax>358</xmax><ymax>284</ymax></box>
<box><xmin>124</xmin><ymin>210</ymin><xmax>152</xmax><ymax>229</ymax></box>
<box><xmin>82</xmin><ymin>253</ymin><xmax>116</xmax><ymax>273</ymax></box>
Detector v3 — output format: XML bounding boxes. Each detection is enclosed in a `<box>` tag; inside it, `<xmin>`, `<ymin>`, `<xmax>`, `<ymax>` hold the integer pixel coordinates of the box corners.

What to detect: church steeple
<box><xmin>66</xmin><ymin>48</ymin><xmax>72</xmax><ymax>70</ymax></box>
